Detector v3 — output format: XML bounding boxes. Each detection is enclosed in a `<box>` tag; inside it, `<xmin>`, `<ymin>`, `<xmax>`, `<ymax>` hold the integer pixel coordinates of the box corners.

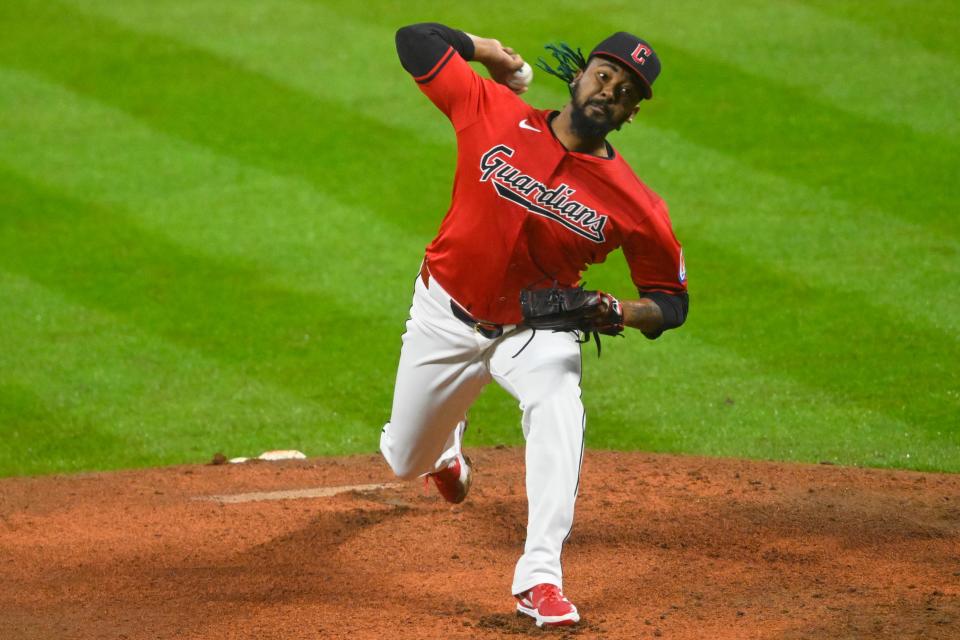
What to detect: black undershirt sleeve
<box><xmin>395</xmin><ymin>23</ymin><xmax>476</xmax><ymax>77</ymax></box>
<box><xmin>638</xmin><ymin>291</ymin><xmax>689</xmax><ymax>340</ymax></box>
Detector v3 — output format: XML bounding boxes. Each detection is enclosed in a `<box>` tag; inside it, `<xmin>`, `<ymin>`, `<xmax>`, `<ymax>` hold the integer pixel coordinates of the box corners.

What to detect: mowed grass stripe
<box><xmin>66</xmin><ymin>0</ymin><xmax>456</xmax><ymax>147</ymax></box>
<box><xmin>0</xmin><ymin>274</ymin><xmax>349</xmax><ymax>476</ymax></box>
<box><xmin>618</xmin><ymin>125</ymin><xmax>960</xmax><ymax>338</ymax></box>
<box><xmin>0</xmin><ymin>67</ymin><xmax>429</xmax><ymax>306</ymax></box>
<box><xmin>798</xmin><ymin>0</ymin><xmax>960</xmax><ymax>61</ymax></box>
<box><xmin>555</xmin><ymin>0</ymin><xmax>960</xmax><ymax>140</ymax></box>
<box><xmin>582</xmin><ymin>231</ymin><xmax>960</xmax><ymax>432</ymax></box>
<box><xmin>577</xmin><ymin>331</ymin><xmax>952</xmax><ymax>472</ymax></box>
<box><xmin>0</xmin><ymin>167</ymin><xmax>399</xmax><ymax>430</ymax></box>
<box><xmin>650</xmin><ymin>42</ymin><xmax>955</xmax><ymax>234</ymax></box>
<box><xmin>40</xmin><ymin>2</ymin><xmax>960</xmax><ymax>336</ymax></box>
<box><xmin>0</xmin><ymin>380</ymin><xmax>138</xmax><ymax>477</ymax></box>
<box><xmin>0</xmin><ymin>0</ymin><xmax>451</xmax><ymax>240</ymax></box>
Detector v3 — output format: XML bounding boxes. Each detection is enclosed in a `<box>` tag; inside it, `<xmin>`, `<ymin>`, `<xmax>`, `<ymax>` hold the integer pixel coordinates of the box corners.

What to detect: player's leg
<box><xmin>488</xmin><ymin>329</ymin><xmax>585</xmax><ymax>596</ymax></box>
<box><xmin>380</xmin><ymin>273</ymin><xmax>491</xmax><ymax>480</ymax></box>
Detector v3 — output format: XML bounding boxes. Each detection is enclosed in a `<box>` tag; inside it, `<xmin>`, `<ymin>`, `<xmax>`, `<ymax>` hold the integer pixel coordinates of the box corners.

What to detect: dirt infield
<box><xmin>1</xmin><ymin>449</ymin><xmax>957</xmax><ymax>639</ymax></box>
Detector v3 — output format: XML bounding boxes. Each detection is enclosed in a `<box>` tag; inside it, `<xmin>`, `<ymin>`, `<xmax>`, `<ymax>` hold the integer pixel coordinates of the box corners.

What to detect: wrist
<box><xmin>467</xmin><ymin>35</ymin><xmax>497</xmax><ymax>64</ymax></box>
<box><xmin>622</xmin><ymin>299</ymin><xmax>663</xmax><ymax>333</ymax></box>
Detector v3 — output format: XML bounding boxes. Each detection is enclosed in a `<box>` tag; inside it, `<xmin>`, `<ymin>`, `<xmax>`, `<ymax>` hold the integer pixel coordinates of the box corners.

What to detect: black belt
<box><xmin>449</xmin><ymin>301</ymin><xmax>504</xmax><ymax>339</ymax></box>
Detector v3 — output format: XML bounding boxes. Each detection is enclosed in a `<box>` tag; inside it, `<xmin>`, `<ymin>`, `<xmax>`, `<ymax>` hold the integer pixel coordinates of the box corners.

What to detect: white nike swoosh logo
<box><xmin>518</xmin><ymin>119</ymin><xmax>542</xmax><ymax>133</ymax></box>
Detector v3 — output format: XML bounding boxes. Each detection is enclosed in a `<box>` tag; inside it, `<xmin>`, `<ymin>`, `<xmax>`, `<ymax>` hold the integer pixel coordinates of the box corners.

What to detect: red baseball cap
<box><xmin>589</xmin><ymin>32</ymin><xmax>661</xmax><ymax>99</ymax></box>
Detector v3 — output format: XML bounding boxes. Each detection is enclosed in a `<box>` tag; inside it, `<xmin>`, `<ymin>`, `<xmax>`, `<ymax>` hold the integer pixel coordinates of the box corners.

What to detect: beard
<box><xmin>568</xmin><ymin>79</ymin><xmax>623</xmax><ymax>139</ymax></box>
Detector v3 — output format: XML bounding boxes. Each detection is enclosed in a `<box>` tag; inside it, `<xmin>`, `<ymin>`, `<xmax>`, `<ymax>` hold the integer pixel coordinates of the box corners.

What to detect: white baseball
<box><xmin>508</xmin><ymin>62</ymin><xmax>533</xmax><ymax>91</ymax></box>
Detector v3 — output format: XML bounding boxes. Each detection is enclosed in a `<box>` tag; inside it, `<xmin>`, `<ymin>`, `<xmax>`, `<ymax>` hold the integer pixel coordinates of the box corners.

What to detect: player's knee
<box><xmin>380</xmin><ymin>437</ymin><xmax>427</xmax><ymax>480</ymax></box>
<box><xmin>385</xmin><ymin>455</ymin><xmax>424</xmax><ymax>481</ymax></box>
<box><xmin>522</xmin><ymin>382</ymin><xmax>584</xmax><ymax>427</ymax></box>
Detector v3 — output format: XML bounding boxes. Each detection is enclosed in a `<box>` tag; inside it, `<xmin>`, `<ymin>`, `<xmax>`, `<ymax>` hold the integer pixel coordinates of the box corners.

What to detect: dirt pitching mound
<box><xmin>0</xmin><ymin>449</ymin><xmax>957</xmax><ymax>639</ymax></box>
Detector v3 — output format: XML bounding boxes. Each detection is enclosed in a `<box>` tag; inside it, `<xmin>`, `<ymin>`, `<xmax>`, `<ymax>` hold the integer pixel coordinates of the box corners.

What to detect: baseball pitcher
<box><xmin>379</xmin><ymin>22</ymin><xmax>688</xmax><ymax>628</ymax></box>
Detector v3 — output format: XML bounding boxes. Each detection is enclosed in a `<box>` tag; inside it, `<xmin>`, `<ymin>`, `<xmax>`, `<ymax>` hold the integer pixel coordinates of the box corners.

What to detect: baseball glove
<box><xmin>520</xmin><ymin>285</ymin><xmax>624</xmax><ymax>354</ymax></box>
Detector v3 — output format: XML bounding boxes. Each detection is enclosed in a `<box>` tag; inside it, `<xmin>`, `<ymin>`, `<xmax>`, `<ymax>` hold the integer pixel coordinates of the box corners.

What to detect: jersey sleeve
<box><xmin>415</xmin><ymin>49</ymin><xmax>520</xmax><ymax>131</ymax></box>
<box><xmin>395</xmin><ymin>23</ymin><xmax>524</xmax><ymax>130</ymax></box>
<box><xmin>622</xmin><ymin>198</ymin><xmax>687</xmax><ymax>295</ymax></box>
<box><xmin>621</xmin><ymin>199</ymin><xmax>689</xmax><ymax>338</ymax></box>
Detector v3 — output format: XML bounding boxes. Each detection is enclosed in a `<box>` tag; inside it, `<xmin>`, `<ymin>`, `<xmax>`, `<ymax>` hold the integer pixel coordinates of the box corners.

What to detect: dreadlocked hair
<box><xmin>536</xmin><ymin>42</ymin><xmax>587</xmax><ymax>84</ymax></box>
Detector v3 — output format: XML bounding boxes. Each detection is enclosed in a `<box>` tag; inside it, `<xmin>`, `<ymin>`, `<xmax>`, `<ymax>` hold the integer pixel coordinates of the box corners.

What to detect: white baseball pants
<box><xmin>380</xmin><ymin>268</ymin><xmax>585</xmax><ymax>595</ymax></box>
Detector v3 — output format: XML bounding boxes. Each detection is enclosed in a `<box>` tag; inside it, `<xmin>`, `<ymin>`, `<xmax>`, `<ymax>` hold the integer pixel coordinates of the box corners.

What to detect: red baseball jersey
<box><xmin>415</xmin><ymin>47</ymin><xmax>686</xmax><ymax>325</ymax></box>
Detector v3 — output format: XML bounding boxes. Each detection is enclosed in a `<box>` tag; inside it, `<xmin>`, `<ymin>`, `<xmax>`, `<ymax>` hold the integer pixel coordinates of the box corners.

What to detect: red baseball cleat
<box><xmin>426</xmin><ymin>453</ymin><xmax>472</xmax><ymax>504</ymax></box>
<box><xmin>515</xmin><ymin>583</ymin><xmax>580</xmax><ymax>627</ymax></box>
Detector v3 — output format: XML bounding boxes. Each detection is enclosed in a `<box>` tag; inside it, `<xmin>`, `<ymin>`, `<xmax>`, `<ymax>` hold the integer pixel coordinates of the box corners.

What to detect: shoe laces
<box><xmin>534</xmin><ymin>584</ymin><xmax>566</xmax><ymax>606</ymax></box>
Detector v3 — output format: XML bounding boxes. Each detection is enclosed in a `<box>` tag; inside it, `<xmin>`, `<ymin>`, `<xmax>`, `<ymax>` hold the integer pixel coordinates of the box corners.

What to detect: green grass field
<box><xmin>1</xmin><ymin>0</ymin><xmax>957</xmax><ymax>477</ymax></box>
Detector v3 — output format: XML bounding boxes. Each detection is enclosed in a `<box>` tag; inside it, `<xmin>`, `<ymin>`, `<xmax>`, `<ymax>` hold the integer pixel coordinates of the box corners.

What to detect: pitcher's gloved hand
<box><xmin>520</xmin><ymin>286</ymin><xmax>624</xmax><ymax>337</ymax></box>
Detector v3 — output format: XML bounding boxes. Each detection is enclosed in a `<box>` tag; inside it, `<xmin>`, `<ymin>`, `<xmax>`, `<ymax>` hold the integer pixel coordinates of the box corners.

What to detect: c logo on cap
<box><xmin>631</xmin><ymin>44</ymin><xmax>651</xmax><ymax>66</ymax></box>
